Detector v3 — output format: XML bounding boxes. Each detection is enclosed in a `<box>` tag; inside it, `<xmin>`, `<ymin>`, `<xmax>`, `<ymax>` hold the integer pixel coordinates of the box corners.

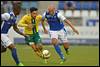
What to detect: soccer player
<box><xmin>18</xmin><ymin>7</ymin><xmax>43</xmax><ymax>59</ymax></box>
<box><xmin>41</xmin><ymin>5</ymin><xmax>79</xmax><ymax>64</ymax></box>
<box><xmin>1</xmin><ymin>3</ymin><xmax>26</xmax><ymax>66</ymax></box>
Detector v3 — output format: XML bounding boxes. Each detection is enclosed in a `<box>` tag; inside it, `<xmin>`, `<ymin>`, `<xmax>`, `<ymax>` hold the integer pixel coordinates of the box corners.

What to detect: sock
<box><xmin>11</xmin><ymin>48</ymin><xmax>20</xmax><ymax>64</ymax></box>
<box><xmin>54</xmin><ymin>44</ymin><xmax>64</xmax><ymax>60</ymax></box>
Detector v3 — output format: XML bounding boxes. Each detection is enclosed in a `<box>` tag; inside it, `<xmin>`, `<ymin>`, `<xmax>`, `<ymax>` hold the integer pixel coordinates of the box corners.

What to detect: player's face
<box><xmin>15</xmin><ymin>8</ymin><xmax>21</xmax><ymax>15</ymax></box>
<box><xmin>13</xmin><ymin>5</ymin><xmax>21</xmax><ymax>16</ymax></box>
<box><xmin>31</xmin><ymin>11</ymin><xmax>38</xmax><ymax>18</ymax></box>
<box><xmin>48</xmin><ymin>9</ymin><xmax>54</xmax><ymax>15</ymax></box>
<box><xmin>48</xmin><ymin>5</ymin><xmax>55</xmax><ymax>15</ymax></box>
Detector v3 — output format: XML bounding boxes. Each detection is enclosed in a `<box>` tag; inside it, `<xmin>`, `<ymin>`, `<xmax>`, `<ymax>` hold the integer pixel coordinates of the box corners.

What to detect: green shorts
<box><xmin>25</xmin><ymin>32</ymin><xmax>41</xmax><ymax>45</ymax></box>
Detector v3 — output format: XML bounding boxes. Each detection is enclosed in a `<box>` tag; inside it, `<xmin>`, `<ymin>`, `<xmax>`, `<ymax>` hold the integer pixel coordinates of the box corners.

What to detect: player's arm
<box><xmin>18</xmin><ymin>15</ymin><xmax>33</xmax><ymax>30</ymax></box>
<box><xmin>1</xmin><ymin>13</ymin><xmax>10</xmax><ymax>21</ymax></box>
<box><xmin>41</xmin><ymin>20</ymin><xmax>48</xmax><ymax>34</ymax></box>
<box><xmin>58</xmin><ymin>13</ymin><xmax>79</xmax><ymax>35</ymax></box>
<box><xmin>13</xmin><ymin>23</ymin><xmax>27</xmax><ymax>37</ymax></box>
<box><xmin>64</xmin><ymin>19</ymin><xmax>79</xmax><ymax>34</ymax></box>
<box><xmin>1</xmin><ymin>13</ymin><xmax>10</xmax><ymax>25</ymax></box>
<box><xmin>41</xmin><ymin>19</ymin><xmax>46</xmax><ymax>30</ymax></box>
<box><xmin>17</xmin><ymin>16</ymin><xmax>28</xmax><ymax>27</ymax></box>
<box><xmin>41</xmin><ymin>13</ymin><xmax>48</xmax><ymax>34</ymax></box>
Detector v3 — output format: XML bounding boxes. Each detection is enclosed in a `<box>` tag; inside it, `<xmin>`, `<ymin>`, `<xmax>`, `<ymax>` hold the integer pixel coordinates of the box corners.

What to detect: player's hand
<box><xmin>73</xmin><ymin>29</ymin><xmax>79</xmax><ymax>35</ymax></box>
<box><xmin>24</xmin><ymin>35</ymin><xmax>30</xmax><ymax>39</ymax></box>
<box><xmin>44</xmin><ymin>29</ymin><xmax>48</xmax><ymax>34</ymax></box>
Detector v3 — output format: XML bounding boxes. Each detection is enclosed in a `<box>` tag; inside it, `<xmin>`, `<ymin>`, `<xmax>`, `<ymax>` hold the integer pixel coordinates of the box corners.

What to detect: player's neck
<box><xmin>13</xmin><ymin>11</ymin><xmax>17</xmax><ymax>17</ymax></box>
<box><xmin>50</xmin><ymin>11</ymin><xmax>55</xmax><ymax>16</ymax></box>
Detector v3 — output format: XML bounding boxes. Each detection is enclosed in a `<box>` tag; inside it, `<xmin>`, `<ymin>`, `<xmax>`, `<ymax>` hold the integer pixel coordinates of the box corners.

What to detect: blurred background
<box><xmin>1</xmin><ymin>1</ymin><xmax>99</xmax><ymax>45</ymax></box>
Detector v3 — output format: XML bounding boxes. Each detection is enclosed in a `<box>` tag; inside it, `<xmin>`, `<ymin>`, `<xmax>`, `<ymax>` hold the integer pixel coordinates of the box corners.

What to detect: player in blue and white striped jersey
<box><xmin>1</xmin><ymin>3</ymin><xmax>26</xmax><ymax>66</ymax></box>
<box><xmin>41</xmin><ymin>5</ymin><xmax>79</xmax><ymax>64</ymax></box>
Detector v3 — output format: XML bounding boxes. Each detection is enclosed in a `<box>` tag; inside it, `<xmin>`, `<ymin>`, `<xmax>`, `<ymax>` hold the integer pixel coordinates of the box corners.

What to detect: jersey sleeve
<box><xmin>18</xmin><ymin>15</ymin><xmax>28</xmax><ymax>27</ymax></box>
<box><xmin>57</xmin><ymin>12</ymin><xmax>66</xmax><ymax>22</ymax></box>
<box><xmin>1</xmin><ymin>13</ymin><xmax>10</xmax><ymax>21</ymax></box>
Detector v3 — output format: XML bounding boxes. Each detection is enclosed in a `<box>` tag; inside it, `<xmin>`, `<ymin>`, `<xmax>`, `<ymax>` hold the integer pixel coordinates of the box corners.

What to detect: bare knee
<box><xmin>31</xmin><ymin>44</ymin><xmax>38</xmax><ymax>52</ymax></box>
<box><xmin>37</xmin><ymin>45</ymin><xmax>43</xmax><ymax>51</ymax></box>
<box><xmin>8</xmin><ymin>44</ymin><xmax>16</xmax><ymax>50</ymax></box>
<box><xmin>51</xmin><ymin>38</ymin><xmax>58</xmax><ymax>45</ymax></box>
<box><xmin>63</xmin><ymin>42</ymin><xmax>69</xmax><ymax>45</ymax></box>
<box><xmin>63</xmin><ymin>42</ymin><xmax>69</xmax><ymax>48</ymax></box>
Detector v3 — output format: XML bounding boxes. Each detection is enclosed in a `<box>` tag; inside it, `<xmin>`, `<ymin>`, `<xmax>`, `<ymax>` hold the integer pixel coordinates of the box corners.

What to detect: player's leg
<box><xmin>1</xmin><ymin>45</ymin><xmax>7</xmax><ymax>53</ymax></box>
<box><xmin>1</xmin><ymin>40</ymin><xmax>7</xmax><ymax>53</ymax></box>
<box><xmin>50</xmin><ymin>31</ymin><xmax>65</xmax><ymax>61</ymax></box>
<box><xmin>25</xmin><ymin>34</ymin><xmax>43</xmax><ymax>58</ymax></box>
<box><xmin>7</xmin><ymin>44</ymin><xmax>24</xmax><ymax>66</ymax></box>
<box><xmin>63</xmin><ymin>42</ymin><xmax>70</xmax><ymax>55</ymax></box>
<box><xmin>33</xmin><ymin>33</ymin><xmax>43</xmax><ymax>58</ymax></box>
<box><xmin>37</xmin><ymin>45</ymin><xmax>43</xmax><ymax>52</ymax></box>
<box><xmin>30</xmin><ymin>44</ymin><xmax>44</xmax><ymax>59</ymax></box>
<box><xmin>1</xmin><ymin>34</ymin><xmax>24</xmax><ymax>66</ymax></box>
<box><xmin>34</xmin><ymin>32</ymin><xmax>43</xmax><ymax>52</ymax></box>
<box><xmin>25</xmin><ymin>35</ymin><xmax>38</xmax><ymax>54</ymax></box>
<box><xmin>59</xmin><ymin>29</ymin><xmax>70</xmax><ymax>55</ymax></box>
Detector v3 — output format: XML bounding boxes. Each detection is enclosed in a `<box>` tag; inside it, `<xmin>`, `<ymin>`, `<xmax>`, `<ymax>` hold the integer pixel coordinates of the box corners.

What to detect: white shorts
<box><xmin>1</xmin><ymin>34</ymin><xmax>13</xmax><ymax>48</ymax></box>
<box><xmin>49</xmin><ymin>28</ymin><xmax>68</xmax><ymax>43</ymax></box>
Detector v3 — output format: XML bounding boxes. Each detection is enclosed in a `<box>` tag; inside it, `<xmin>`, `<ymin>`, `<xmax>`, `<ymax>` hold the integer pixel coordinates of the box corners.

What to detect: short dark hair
<box><xmin>30</xmin><ymin>7</ymin><xmax>38</xmax><ymax>13</ymax></box>
<box><xmin>12</xmin><ymin>3</ymin><xmax>21</xmax><ymax>10</ymax></box>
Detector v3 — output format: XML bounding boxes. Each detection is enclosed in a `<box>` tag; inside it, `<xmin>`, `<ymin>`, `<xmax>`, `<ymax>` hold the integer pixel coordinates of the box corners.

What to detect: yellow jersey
<box><xmin>18</xmin><ymin>14</ymin><xmax>42</xmax><ymax>34</ymax></box>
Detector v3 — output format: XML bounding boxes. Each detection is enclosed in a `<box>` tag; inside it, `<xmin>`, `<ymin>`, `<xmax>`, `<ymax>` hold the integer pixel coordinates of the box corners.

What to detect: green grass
<box><xmin>1</xmin><ymin>45</ymin><xmax>99</xmax><ymax>66</ymax></box>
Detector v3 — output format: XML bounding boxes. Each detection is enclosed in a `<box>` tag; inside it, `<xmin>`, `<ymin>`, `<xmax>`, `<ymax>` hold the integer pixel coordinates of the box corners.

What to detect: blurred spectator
<box><xmin>2</xmin><ymin>1</ymin><xmax>12</xmax><ymax>12</ymax></box>
<box><xmin>21</xmin><ymin>1</ymin><xmax>38</xmax><ymax>14</ymax></box>
<box><xmin>64</xmin><ymin>1</ymin><xmax>76</xmax><ymax>10</ymax></box>
<box><xmin>64</xmin><ymin>1</ymin><xmax>76</xmax><ymax>16</ymax></box>
<box><xmin>11</xmin><ymin>1</ymin><xmax>22</xmax><ymax>6</ymax></box>
<box><xmin>1</xmin><ymin>1</ymin><xmax>22</xmax><ymax>13</ymax></box>
<box><xmin>12</xmin><ymin>1</ymin><xmax>21</xmax><ymax>4</ymax></box>
<box><xmin>1</xmin><ymin>1</ymin><xmax>4</xmax><ymax>13</ymax></box>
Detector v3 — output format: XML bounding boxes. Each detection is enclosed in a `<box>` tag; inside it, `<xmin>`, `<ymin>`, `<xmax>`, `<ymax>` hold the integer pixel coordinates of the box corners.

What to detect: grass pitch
<box><xmin>1</xmin><ymin>44</ymin><xmax>99</xmax><ymax>66</ymax></box>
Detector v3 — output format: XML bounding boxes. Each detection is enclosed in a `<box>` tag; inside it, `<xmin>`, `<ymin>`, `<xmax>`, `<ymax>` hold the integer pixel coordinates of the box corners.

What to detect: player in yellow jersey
<box><xmin>18</xmin><ymin>7</ymin><xmax>43</xmax><ymax>59</ymax></box>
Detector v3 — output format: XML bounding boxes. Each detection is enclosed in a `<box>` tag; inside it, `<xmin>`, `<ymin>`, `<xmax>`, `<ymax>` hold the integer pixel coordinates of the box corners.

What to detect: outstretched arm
<box><xmin>41</xmin><ymin>19</ymin><xmax>46</xmax><ymax>30</ymax></box>
<box><xmin>64</xmin><ymin>19</ymin><xmax>79</xmax><ymax>35</ymax></box>
<box><xmin>41</xmin><ymin>19</ymin><xmax>48</xmax><ymax>34</ymax></box>
<box><xmin>13</xmin><ymin>23</ymin><xmax>27</xmax><ymax>37</ymax></box>
<box><xmin>17</xmin><ymin>16</ymin><xmax>28</xmax><ymax>27</ymax></box>
<box><xmin>58</xmin><ymin>12</ymin><xmax>79</xmax><ymax>35</ymax></box>
<box><xmin>41</xmin><ymin>12</ymin><xmax>48</xmax><ymax>34</ymax></box>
